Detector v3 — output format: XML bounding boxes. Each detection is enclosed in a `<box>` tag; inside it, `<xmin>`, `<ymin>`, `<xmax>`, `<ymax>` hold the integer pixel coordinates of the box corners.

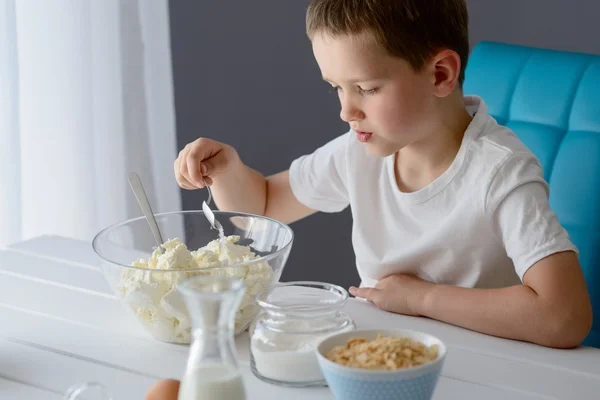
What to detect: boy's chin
<box><xmin>363</xmin><ymin>142</ymin><xmax>397</xmax><ymax>158</ymax></box>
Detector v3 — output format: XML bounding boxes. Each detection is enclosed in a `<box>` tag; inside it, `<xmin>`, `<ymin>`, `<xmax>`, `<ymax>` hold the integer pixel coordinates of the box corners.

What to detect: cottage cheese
<box><xmin>120</xmin><ymin>236</ymin><xmax>273</xmax><ymax>343</ymax></box>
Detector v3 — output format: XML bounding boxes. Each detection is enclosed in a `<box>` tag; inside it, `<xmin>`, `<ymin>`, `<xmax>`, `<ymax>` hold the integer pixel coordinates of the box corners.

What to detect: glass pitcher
<box><xmin>177</xmin><ymin>275</ymin><xmax>247</xmax><ymax>400</ymax></box>
<box><xmin>64</xmin><ymin>276</ymin><xmax>247</xmax><ymax>400</ymax></box>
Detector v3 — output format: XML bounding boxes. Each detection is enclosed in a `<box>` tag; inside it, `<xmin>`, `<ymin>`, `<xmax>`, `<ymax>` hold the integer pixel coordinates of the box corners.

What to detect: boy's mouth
<box><xmin>356</xmin><ymin>131</ymin><xmax>373</xmax><ymax>143</ymax></box>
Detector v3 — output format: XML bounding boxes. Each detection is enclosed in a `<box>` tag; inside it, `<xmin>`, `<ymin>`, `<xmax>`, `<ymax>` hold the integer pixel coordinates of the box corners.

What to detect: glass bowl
<box><xmin>92</xmin><ymin>210</ymin><xmax>294</xmax><ymax>344</ymax></box>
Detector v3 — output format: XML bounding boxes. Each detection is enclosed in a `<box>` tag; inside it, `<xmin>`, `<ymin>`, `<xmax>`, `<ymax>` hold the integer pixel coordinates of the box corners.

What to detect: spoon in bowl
<box><xmin>128</xmin><ymin>172</ymin><xmax>165</xmax><ymax>253</ymax></box>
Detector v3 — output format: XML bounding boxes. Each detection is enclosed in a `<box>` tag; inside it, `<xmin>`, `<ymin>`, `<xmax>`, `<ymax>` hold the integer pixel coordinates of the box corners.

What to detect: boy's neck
<box><xmin>394</xmin><ymin>91</ymin><xmax>473</xmax><ymax>193</ymax></box>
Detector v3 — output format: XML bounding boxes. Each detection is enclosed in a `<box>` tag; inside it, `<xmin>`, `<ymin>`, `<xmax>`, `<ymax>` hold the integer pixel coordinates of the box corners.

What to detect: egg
<box><xmin>146</xmin><ymin>379</ymin><xmax>181</xmax><ymax>400</ymax></box>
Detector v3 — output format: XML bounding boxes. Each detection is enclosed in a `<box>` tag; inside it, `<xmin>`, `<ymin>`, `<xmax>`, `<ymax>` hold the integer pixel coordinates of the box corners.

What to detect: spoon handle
<box><xmin>202</xmin><ymin>177</ymin><xmax>213</xmax><ymax>205</ymax></box>
<box><xmin>128</xmin><ymin>172</ymin><xmax>165</xmax><ymax>248</ymax></box>
<box><xmin>200</xmin><ymin>177</ymin><xmax>223</xmax><ymax>232</ymax></box>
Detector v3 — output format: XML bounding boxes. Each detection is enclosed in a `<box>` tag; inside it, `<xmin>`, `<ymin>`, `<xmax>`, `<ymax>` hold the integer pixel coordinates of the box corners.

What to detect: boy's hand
<box><xmin>349</xmin><ymin>274</ymin><xmax>434</xmax><ymax>316</ymax></box>
<box><xmin>174</xmin><ymin>138</ymin><xmax>241</xmax><ymax>190</ymax></box>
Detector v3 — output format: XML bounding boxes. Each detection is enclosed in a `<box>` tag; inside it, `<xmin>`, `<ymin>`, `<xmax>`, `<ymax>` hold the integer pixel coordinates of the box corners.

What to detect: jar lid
<box><xmin>256</xmin><ymin>281</ymin><xmax>348</xmax><ymax>318</ymax></box>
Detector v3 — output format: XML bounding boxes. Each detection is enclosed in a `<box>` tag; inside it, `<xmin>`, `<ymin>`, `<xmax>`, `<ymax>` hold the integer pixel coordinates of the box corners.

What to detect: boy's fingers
<box><xmin>179</xmin><ymin>176</ymin><xmax>196</xmax><ymax>190</ymax></box>
<box><xmin>176</xmin><ymin>174</ymin><xmax>196</xmax><ymax>190</ymax></box>
<box><xmin>349</xmin><ymin>286</ymin><xmax>380</xmax><ymax>302</ymax></box>
<box><xmin>174</xmin><ymin>157</ymin><xmax>195</xmax><ymax>190</ymax></box>
<box><xmin>187</xmin><ymin>154</ymin><xmax>205</xmax><ymax>188</ymax></box>
<box><xmin>201</xmin><ymin>148</ymin><xmax>228</xmax><ymax>177</ymax></box>
<box><xmin>179</xmin><ymin>146</ymin><xmax>192</xmax><ymax>182</ymax></box>
<box><xmin>201</xmin><ymin>160</ymin><xmax>214</xmax><ymax>177</ymax></box>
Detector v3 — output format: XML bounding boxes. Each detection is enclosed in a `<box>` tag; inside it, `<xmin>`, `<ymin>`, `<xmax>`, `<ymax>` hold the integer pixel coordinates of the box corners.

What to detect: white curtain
<box><xmin>0</xmin><ymin>0</ymin><xmax>181</xmax><ymax>247</ymax></box>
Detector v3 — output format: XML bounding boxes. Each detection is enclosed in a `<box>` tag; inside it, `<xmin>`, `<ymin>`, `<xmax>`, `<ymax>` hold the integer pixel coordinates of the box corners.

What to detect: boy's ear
<box><xmin>429</xmin><ymin>49</ymin><xmax>461</xmax><ymax>98</ymax></box>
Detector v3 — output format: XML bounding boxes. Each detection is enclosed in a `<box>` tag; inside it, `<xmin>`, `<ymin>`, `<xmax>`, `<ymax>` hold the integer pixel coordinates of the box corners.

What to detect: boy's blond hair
<box><xmin>306</xmin><ymin>0</ymin><xmax>470</xmax><ymax>85</ymax></box>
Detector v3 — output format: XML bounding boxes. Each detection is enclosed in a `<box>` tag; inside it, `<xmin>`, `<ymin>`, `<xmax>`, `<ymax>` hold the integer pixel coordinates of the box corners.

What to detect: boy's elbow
<box><xmin>539</xmin><ymin>302</ymin><xmax>593</xmax><ymax>349</ymax></box>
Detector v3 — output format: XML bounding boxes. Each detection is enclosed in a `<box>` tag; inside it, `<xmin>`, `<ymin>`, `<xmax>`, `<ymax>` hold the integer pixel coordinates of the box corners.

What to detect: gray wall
<box><xmin>168</xmin><ymin>1</ymin><xmax>599</xmax><ymax>289</ymax></box>
<box><xmin>466</xmin><ymin>0</ymin><xmax>600</xmax><ymax>55</ymax></box>
<box><xmin>168</xmin><ymin>0</ymin><xmax>358</xmax><ymax>289</ymax></box>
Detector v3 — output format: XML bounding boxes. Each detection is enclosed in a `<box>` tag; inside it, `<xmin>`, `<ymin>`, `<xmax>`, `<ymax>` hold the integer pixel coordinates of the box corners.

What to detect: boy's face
<box><xmin>312</xmin><ymin>32</ymin><xmax>436</xmax><ymax>157</ymax></box>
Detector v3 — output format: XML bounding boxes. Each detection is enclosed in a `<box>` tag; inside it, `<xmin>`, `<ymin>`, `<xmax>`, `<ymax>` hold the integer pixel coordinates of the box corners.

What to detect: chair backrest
<box><xmin>464</xmin><ymin>41</ymin><xmax>600</xmax><ymax>348</ymax></box>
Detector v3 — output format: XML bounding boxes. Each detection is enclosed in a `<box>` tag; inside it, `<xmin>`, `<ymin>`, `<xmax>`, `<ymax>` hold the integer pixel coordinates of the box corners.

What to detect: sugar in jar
<box><xmin>249</xmin><ymin>281</ymin><xmax>355</xmax><ymax>387</ymax></box>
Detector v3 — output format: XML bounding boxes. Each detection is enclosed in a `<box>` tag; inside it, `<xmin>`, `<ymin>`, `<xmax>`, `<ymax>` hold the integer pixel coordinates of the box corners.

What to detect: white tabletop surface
<box><xmin>1</xmin><ymin>235</ymin><xmax>599</xmax><ymax>399</ymax></box>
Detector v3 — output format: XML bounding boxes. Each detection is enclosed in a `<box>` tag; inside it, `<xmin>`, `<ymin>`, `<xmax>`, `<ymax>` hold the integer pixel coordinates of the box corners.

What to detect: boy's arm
<box><xmin>212</xmin><ymin>165</ymin><xmax>316</xmax><ymax>224</ymax></box>
<box><xmin>350</xmin><ymin>205</ymin><xmax>593</xmax><ymax>348</ymax></box>
<box><xmin>265</xmin><ymin>170</ymin><xmax>318</xmax><ymax>224</ymax></box>
<box><xmin>351</xmin><ymin>251</ymin><xmax>592</xmax><ymax>348</ymax></box>
<box><xmin>417</xmin><ymin>250</ymin><xmax>593</xmax><ymax>348</ymax></box>
<box><xmin>416</xmin><ymin>155</ymin><xmax>592</xmax><ymax>348</ymax></box>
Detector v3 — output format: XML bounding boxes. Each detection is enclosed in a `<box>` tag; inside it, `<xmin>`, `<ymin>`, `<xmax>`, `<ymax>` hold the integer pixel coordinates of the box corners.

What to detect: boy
<box><xmin>174</xmin><ymin>0</ymin><xmax>592</xmax><ymax>348</ymax></box>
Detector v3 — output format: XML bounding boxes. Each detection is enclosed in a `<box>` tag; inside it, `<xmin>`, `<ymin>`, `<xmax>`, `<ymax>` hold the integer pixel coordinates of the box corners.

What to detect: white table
<box><xmin>1</xmin><ymin>235</ymin><xmax>599</xmax><ymax>399</ymax></box>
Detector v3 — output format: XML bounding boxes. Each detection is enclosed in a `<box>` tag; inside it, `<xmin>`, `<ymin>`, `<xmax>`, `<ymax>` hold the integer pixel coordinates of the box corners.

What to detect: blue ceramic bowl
<box><xmin>316</xmin><ymin>329</ymin><xmax>446</xmax><ymax>400</ymax></box>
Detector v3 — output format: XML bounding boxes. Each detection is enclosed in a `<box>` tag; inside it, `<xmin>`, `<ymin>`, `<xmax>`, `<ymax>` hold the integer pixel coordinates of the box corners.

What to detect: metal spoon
<box><xmin>128</xmin><ymin>172</ymin><xmax>165</xmax><ymax>252</ymax></box>
<box><xmin>201</xmin><ymin>177</ymin><xmax>223</xmax><ymax>233</ymax></box>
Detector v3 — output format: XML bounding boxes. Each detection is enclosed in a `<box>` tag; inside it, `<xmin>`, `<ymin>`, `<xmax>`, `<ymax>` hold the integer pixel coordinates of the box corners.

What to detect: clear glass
<box><xmin>92</xmin><ymin>210</ymin><xmax>294</xmax><ymax>344</ymax></box>
<box><xmin>64</xmin><ymin>382</ymin><xmax>112</xmax><ymax>400</ymax></box>
<box><xmin>249</xmin><ymin>281</ymin><xmax>355</xmax><ymax>387</ymax></box>
<box><xmin>177</xmin><ymin>276</ymin><xmax>247</xmax><ymax>400</ymax></box>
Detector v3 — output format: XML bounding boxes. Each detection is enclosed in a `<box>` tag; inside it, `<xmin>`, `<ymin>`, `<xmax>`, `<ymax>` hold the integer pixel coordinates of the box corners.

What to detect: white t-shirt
<box><xmin>289</xmin><ymin>96</ymin><xmax>578</xmax><ymax>289</ymax></box>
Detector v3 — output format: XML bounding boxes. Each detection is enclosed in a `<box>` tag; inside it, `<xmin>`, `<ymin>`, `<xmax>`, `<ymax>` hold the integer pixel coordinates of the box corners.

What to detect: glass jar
<box><xmin>249</xmin><ymin>281</ymin><xmax>355</xmax><ymax>387</ymax></box>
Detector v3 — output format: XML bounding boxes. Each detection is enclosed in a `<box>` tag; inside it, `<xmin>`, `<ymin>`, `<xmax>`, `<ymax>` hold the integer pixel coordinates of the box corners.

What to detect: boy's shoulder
<box><xmin>466</xmin><ymin>97</ymin><xmax>541</xmax><ymax>171</ymax></box>
<box><xmin>461</xmin><ymin>97</ymin><xmax>547</xmax><ymax>209</ymax></box>
<box><xmin>476</xmin><ymin>119</ymin><xmax>533</xmax><ymax>160</ymax></box>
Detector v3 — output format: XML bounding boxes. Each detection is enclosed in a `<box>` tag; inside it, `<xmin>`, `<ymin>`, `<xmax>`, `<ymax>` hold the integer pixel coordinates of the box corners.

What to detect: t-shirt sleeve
<box><xmin>288</xmin><ymin>131</ymin><xmax>351</xmax><ymax>213</ymax></box>
<box><xmin>485</xmin><ymin>153</ymin><xmax>578</xmax><ymax>281</ymax></box>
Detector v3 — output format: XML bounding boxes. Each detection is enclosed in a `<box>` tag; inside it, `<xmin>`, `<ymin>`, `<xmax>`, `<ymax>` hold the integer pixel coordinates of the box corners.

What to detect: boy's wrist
<box><xmin>411</xmin><ymin>282</ymin><xmax>436</xmax><ymax>317</ymax></box>
<box><xmin>213</xmin><ymin>151</ymin><xmax>245</xmax><ymax>185</ymax></box>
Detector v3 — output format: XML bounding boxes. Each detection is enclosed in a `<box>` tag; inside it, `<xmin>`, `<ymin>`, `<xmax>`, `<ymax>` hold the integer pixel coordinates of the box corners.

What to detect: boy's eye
<box><xmin>327</xmin><ymin>85</ymin><xmax>378</xmax><ymax>95</ymax></box>
<box><xmin>359</xmin><ymin>87</ymin><xmax>379</xmax><ymax>95</ymax></box>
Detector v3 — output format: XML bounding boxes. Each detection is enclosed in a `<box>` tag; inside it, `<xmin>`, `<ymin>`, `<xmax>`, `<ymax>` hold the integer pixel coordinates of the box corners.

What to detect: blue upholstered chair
<box><xmin>463</xmin><ymin>41</ymin><xmax>600</xmax><ymax>348</ymax></box>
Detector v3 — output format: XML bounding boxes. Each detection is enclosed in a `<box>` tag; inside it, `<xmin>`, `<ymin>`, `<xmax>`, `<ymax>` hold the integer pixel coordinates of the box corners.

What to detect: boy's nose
<box><xmin>340</xmin><ymin>102</ymin><xmax>364</xmax><ymax>123</ymax></box>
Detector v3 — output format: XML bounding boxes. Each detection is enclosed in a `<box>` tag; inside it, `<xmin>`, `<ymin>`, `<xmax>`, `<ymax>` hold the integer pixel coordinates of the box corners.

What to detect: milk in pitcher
<box><xmin>178</xmin><ymin>364</ymin><xmax>245</xmax><ymax>400</ymax></box>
